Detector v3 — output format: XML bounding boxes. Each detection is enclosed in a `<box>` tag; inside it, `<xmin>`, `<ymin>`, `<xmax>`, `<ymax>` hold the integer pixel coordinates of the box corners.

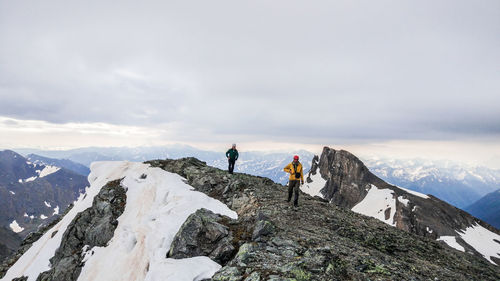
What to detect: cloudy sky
<box><xmin>1</xmin><ymin>1</ymin><xmax>499</xmax><ymax>166</ymax></box>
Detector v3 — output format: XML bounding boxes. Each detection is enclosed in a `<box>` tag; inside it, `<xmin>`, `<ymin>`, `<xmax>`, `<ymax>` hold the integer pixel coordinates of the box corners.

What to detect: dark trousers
<box><xmin>287</xmin><ymin>180</ymin><xmax>300</xmax><ymax>206</ymax></box>
<box><xmin>228</xmin><ymin>159</ymin><xmax>236</xmax><ymax>174</ymax></box>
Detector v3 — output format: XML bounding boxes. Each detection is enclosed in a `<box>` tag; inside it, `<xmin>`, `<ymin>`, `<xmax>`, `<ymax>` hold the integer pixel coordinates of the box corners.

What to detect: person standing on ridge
<box><xmin>283</xmin><ymin>155</ymin><xmax>304</xmax><ymax>207</ymax></box>
<box><xmin>226</xmin><ymin>144</ymin><xmax>239</xmax><ymax>174</ymax></box>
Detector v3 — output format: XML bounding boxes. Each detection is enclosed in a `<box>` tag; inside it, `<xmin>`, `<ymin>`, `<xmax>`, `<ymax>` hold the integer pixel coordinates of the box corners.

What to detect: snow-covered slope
<box><xmin>1</xmin><ymin>161</ymin><xmax>237</xmax><ymax>281</ymax></box>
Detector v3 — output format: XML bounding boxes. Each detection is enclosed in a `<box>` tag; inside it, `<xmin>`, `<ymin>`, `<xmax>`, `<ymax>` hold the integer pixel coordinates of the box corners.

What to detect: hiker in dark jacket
<box><xmin>283</xmin><ymin>155</ymin><xmax>304</xmax><ymax>207</ymax></box>
<box><xmin>226</xmin><ymin>144</ymin><xmax>239</xmax><ymax>174</ymax></box>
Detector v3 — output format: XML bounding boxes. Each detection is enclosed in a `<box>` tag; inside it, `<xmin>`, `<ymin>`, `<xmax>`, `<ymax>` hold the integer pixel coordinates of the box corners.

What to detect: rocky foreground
<box><xmin>148</xmin><ymin>158</ymin><xmax>500</xmax><ymax>281</ymax></box>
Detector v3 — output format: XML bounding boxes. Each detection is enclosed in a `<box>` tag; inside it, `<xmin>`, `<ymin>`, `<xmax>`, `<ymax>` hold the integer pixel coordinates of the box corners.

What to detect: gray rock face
<box><xmin>312</xmin><ymin>148</ymin><xmax>380</xmax><ymax>208</ymax></box>
<box><xmin>308</xmin><ymin>147</ymin><xmax>500</xmax><ymax>259</ymax></box>
<box><xmin>148</xmin><ymin>157</ymin><xmax>500</xmax><ymax>280</ymax></box>
<box><xmin>168</xmin><ymin>208</ymin><xmax>236</xmax><ymax>264</ymax></box>
<box><xmin>35</xmin><ymin>179</ymin><xmax>126</xmax><ymax>281</ymax></box>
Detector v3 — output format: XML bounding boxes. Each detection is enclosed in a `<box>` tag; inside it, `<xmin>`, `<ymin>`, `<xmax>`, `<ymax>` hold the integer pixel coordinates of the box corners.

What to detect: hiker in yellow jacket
<box><xmin>283</xmin><ymin>155</ymin><xmax>304</xmax><ymax>207</ymax></box>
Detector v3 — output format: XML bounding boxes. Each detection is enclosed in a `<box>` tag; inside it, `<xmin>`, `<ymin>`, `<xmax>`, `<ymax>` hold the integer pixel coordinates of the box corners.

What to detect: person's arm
<box><xmin>284</xmin><ymin>163</ymin><xmax>291</xmax><ymax>173</ymax></box>
<box><xmin>235</xmin><ymin>150</ymin><xmax>239</xmax><ymax>160</ymax></box>
<box><xmin>226</xmin><ymin>149</ymin><xmax>230</xmax><ymax>158</ymax></box>
<box><xmin>300</xmin><ymin>164</ymin><xmax>304</xmax><ymax>184</ymax></box>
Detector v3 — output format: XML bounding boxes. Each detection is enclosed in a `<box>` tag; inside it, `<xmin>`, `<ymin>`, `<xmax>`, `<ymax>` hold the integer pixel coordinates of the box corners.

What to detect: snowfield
<box><xmin>437</xmin><ymin>236</ymin><xmax>465</xmax><ymax>252</ymax></box>
<box><xmin>458</xmin><ymin>223</ymin><xmax>500</xmax><ymax>265</ymax></box>
<box><xmin>38</xmin><ymin>165</ymin><xmax>60</xmax><ymax>178</ymax></box>
<box><xmin>352</xmin><ymin>184</ymin><xmax>396</xmax><ymax>226</ymax></box>
<box><xmin>1</xmin><ymin>161</ymin><xmax>237</xmax><ymax>281</ymax></box>
<box><xmin>301</xmin><ymin>170</ymin><xmax>326</xmax><ymax>198</ymax></box>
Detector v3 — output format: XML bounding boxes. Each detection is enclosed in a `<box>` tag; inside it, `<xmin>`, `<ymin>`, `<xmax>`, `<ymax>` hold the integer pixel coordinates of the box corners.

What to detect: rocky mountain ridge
<box><xmin>26</xmin><ymin>154</ymin><xmax>90</xmax><ymax>177</ymax></box>
<box><xmin>2</xmin><ymin>157</ymin><xmax>499</xmax><ymax>280</ymax></box>
<box><xmin>303</xmin><ymin>147</ymin><xmax>500</xmax><ymax>265</ymax></box>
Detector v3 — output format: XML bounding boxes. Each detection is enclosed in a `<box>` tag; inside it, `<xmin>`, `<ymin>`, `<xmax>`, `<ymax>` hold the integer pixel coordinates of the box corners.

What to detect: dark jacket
<box><xmin>226</xmin><ymin>149</ymin><xmax>239</xmax><ymax>160</ymax></box>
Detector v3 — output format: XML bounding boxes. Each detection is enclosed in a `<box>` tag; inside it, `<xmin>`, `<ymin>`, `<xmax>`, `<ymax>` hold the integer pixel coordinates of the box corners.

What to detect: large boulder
<box><xmin>167</xmin><ymin>208</ymin><xmax>236</xmax><ymax>264</ymax></box>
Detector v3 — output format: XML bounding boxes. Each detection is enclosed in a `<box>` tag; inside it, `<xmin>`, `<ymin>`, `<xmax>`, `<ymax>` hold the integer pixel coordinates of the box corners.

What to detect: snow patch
<box><xmin>437</xmin><ymin>236</ymin><xmax>465</xmax><ymax>252</ymax></box>
<box><xmin>81</xmin><ymin>245</ymin><xmax>93</xmax><ymax>263</ymax></box>
<box><xmin>9</xmin><ymin>220</ymin><xmax>24</xmax><ymax>233</ymax></box>
<box><xmin>18</xmin><ymin>179</ymin><xmax>22</xmax><ymax>183</ymax></box>
<box><xmin>44</xmin><ymin>201</ymin><xmax>51</xmax><ymax>208</ymax></box>
<box><xmin>301</xmin><ymin>170</ymin><xmax>326</xmax><ymax>198</ymax></box>
<box><xmin>40</xmin><ymin>214</ymin><xmax>48</xmax><ymax>220</ymax></box>
<box><xmin>29</xmin><ymin>215</ymin><xmax>34</xmax><ymax>219</ymax></box>
<box><xmin>1</xmin><ymin>161</ymin><xmax>238</xmax><ymax>281</ymax></box>
<box><xmin>145</xmin><ymin>257</ymin><xmax>221</xmax><ymax>281</ymax></box>
<box><xmin>352</xmin><ymin>185</ymin><xmax>396</xmax><ymax>226</ymax></box>
<box><xmin>397</xmin><ymin>196</ymin><xmax>409</xmax><ymax>207</ymax></box>
<box><xmin>397</xmin><ymin>186</ymin><xmax>429</xmax><ymax>199</ymax></box>
<box><xmin>426</xmin><ymin>227</ymin><xmax>433</xmax><ymax>234</ymax></box>
<box><xmin>39</xmin><ymin>165</ymin><xmax>60</xmax><ymax>178</ymax></box>
<box><xmin>25</xmin><ymin>176</ymin><xmax>37</xmax><ymax>182</ymax></box>
<box><xmin>23</xmin><ymin>213</ymin><xmax>28</xmax><ymax>217</ymax></box>
<box><xmin>458</xmin><ymin>223</ymin><xmax>500</xmax><ymax>265</ymax></box>
<box><xmin>53</xmin><ymin>206</ymin><xmax>59</xmax><ymax>216</ymax></box>
<box><xmin>9</xmin><ymin>191</ymin><xmax>15</xmax><ymax>195</ymax></box>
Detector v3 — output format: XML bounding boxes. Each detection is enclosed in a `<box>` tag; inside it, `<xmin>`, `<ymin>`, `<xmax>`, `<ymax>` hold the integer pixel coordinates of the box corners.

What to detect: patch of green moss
<box><xmin>366</xmin><ymin>265</ymin><xmax>390</xmax><ymax>275</ymax></box>
<box><xmin>290</xmin><ymin>268</ymin><xmax>311</xmax><ymax>281</ymax></box>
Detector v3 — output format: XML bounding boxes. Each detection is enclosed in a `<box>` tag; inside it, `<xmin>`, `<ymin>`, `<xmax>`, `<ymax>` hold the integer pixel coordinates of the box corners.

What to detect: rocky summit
<box><xmin>304</xmin><ymin>147</ymin><xmax>500</xmax><ymax>266</ymax></box>
<box><xmin>1</xmin><ymin>157</ymin><xmax>499</xmax><ymax>281</ymax></box>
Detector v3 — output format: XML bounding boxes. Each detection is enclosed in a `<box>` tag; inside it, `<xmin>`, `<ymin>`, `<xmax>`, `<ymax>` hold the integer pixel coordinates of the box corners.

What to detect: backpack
<box><xmin>293</xmin><ymin>163</ymin><xmax>301</xmax><ymax>178</ymax></box>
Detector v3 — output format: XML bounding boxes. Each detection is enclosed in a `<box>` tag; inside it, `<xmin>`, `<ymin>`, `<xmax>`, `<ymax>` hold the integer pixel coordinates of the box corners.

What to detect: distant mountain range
<box><xmin>15</xmin><ymin>146</ymin><xmax>314</xmax><ymax>185</ymax></box>
<box><xmin>13</xmin><ymin>146</ymin><xmax>500</xmax><ymax>210</ymax></box>
<box><xmin>465</xmin><ymin>189</ymin><xmax>500</xmax><ymax>229</ymax></box>
<box><xmin>362</xmin><ymin>158</ymin><xmax>500</xmax><ymax>208</ymax></box>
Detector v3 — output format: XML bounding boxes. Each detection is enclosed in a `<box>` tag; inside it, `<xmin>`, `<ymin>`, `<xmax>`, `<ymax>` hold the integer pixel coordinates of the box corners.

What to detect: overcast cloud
<box><xmin>0</xmin><ymin>1</ymin><xmax>499</xmax><ymax>159</ymax></box>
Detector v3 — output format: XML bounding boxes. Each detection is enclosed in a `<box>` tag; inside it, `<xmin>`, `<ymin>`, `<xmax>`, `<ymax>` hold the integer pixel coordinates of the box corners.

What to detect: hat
<box><xmin>293</xmin><ymin>155</ymin><xmax>299</xmax><ymax>160</ymax></box>
<box><xmin>232</xmin><ymin>143</ymin><xmax>236</xmax><ymax>147</ymax></box>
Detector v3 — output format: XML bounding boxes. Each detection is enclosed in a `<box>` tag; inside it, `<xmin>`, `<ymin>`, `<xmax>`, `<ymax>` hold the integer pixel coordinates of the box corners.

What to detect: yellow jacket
<box><xmin>284</xmin><ymin>162</ymin><xmax>304</xmax><ymax>182</ymax></box>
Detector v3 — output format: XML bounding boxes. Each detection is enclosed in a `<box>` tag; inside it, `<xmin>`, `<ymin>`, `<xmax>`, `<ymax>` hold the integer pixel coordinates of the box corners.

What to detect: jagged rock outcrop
<box><xmin>36</xmin><ymin>179</ymin><xmax>126</xmax><ymax>281</ymax></box>
<box><xmin>305</xmin><ymin>147</ymin><xmax>500</xmax><ymax>265</ymax></box>
<box><xmin>168</xmin><ymin>208</ymin><xmax>237</xmax><ymax>264</ymax></box>
<box><xmin>148</xmin><ymin>157</ymin><xmax>500</xmax><ymax>280</ymax></box>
